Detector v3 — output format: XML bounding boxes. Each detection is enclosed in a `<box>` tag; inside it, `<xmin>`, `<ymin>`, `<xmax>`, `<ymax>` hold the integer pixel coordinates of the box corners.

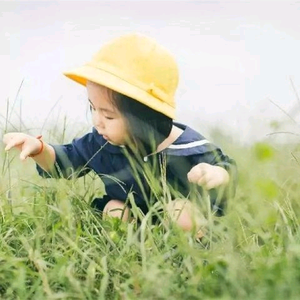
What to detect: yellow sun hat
<box><xmin>63</xmin><ymin>33</ymin><xmax>179</xmax><ymax>119</ymax></box>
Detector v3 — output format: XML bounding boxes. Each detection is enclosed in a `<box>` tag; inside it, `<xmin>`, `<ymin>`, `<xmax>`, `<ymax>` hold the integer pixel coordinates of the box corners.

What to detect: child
<box><xmin>3</xmin><ymin>33</ymin><xmax>237</xmax><ymax>237</ymax></box>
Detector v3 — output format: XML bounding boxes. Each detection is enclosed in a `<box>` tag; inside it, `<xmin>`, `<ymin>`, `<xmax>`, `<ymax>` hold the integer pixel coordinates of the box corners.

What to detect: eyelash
<box><xmin>90</xmin><ymin>105</ymin><xmax>114</xmax><ymax>120</ymax></box>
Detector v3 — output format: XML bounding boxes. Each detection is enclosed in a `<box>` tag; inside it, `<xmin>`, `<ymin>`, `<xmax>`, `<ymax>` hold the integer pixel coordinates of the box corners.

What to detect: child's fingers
<box><xmin>4</xmin><ymin>141</ymin><xmax>19</xmax><ymax>151</ymax></box>
<box><xmin>188</xmin><ymin>165</ymin><xmax>217</xmax><ymax>189</ymax></box>
<box><xmin>188</xmin><ymin>164</ymin><xmax>228</xmax><ymax>190</ymax></box>
<box><xmin>202</xmin><ymin>172</ymin><xmax>228</xmax><ymax>190</ymax></box>
<box><xmin>3</xmin><ymin>132</ymin><xmax>19</xmax><ymax>142</ymax></box>
<box><xmin>188</xmin><ymin>172</ymin><xmax>209</xmax><ymax>187</ymax></box>
<box><xmin>187</xmin><ymin>164</ymin><xmax>207</xmax><ymax>183</ymax></box>
<box><xmin>4</xmin><ymin>137</ymin><xmax>24</xmax><ymax>151</ymax></box>
<box><xmin>3</xmin><ymin>134</ymin><xmax>28</xmax><ymax>153</ymax></box>
<box><xmin>203</xmin><ymin>179</ymin><xmax>217</xmax><ymax>190</ymax></box>
<box><xmin>20</xmin><ymin>149</ymin><xmax>31</xmax><ymax>161</ymax></box>
<box><xmin>187</xmin><ymin>166</ymin><xmax>199</xmax><ymax>182</ymax></box>
<box><xmin>3</xmin><ymin>134</ymin><xmax>13</xmax><ymax>149</ymax></box>
<box><xmin>4</xmin><ymin>143</ymin><xmax>12</xmax><ymax>151</ymax></box>
<box><xmin>187</xmin><ymin>171</ymin><xmax>197</xmax><ymax>183</ymax></box>
<box><xmin>197</xmin><ymin>175</ymin><xmax>213</xmax><ymax>189</ymax></box>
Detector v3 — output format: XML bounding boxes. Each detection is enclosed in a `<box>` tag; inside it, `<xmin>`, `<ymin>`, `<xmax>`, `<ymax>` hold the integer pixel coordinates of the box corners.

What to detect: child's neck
<box><xmin>156</xmin><ymin>124</ymin><xmax>183</xmax><ymax>153</ymax></box>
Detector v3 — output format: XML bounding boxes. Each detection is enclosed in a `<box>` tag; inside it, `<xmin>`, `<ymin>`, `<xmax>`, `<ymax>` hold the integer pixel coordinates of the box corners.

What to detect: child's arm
<box><xmin>3</xmin><ymin>132</ymin><xmax>56</xmax><ymax>172</ymax></box>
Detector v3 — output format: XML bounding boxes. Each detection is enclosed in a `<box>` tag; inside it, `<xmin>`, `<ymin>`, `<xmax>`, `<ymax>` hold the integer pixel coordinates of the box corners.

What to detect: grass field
<box><xmin>1</xmin><ymin>115</ymin><xmax>300</xmax><ymax>299</ymax></box>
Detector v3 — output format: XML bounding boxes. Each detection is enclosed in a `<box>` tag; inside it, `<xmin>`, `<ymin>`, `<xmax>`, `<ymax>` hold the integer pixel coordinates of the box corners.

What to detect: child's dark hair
<box><xmin>112</xmin><ymin>91</ymin><xmax>173</xmax><ymax>155</ymax></box>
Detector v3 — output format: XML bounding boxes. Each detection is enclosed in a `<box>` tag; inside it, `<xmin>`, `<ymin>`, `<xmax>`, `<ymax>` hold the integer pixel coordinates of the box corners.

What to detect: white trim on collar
<box><xmin>168</xmin><ymin>140</ymin><xmax>210</xmax><ymax>149</ymax></box>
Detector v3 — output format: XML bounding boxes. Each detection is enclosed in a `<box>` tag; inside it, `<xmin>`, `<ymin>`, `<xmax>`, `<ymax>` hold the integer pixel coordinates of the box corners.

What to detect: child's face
<box><xmin>87</xmin><ymin>81</ymin><xmax>129</xmax><ymax>145</ymax></box>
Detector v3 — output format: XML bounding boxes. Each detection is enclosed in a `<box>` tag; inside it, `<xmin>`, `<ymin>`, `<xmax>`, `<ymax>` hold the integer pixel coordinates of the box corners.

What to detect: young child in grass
<box><xmin>3</xmin><ymin>33</ymin><xmax>237</xmax><ymax>237</ymax></box>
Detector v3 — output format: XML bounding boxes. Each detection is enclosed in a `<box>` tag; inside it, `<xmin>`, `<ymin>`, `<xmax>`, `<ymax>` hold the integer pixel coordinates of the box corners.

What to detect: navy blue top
<box><xmin>37</xmin><ymin>122</ymin><xmax>237</xmax><ymax>215</ymax></box>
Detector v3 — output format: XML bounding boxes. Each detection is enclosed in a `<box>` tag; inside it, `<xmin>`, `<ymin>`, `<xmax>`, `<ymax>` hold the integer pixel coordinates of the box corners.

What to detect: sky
<box><xmin>1</xmin><ymin>0</ymin><xmax>300</xmax><ymax>144</ymax></box>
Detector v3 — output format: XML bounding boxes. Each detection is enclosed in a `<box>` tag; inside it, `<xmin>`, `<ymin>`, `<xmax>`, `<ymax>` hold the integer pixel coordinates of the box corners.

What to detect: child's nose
<box><xmin>93</xmin><ymin>114</ymin><xmax>105</xmax><ymax>129</ymax></box>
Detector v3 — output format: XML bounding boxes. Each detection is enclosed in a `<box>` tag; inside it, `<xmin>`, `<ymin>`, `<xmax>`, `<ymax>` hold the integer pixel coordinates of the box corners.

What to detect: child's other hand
<box><xmin>3</xmin><ymin>132</ymin><xmax>42</xmax><ymax>161</ymax></box>
<box><xmin>187</xmin><ymin>163</ymin><xmax>229</xmax><ymax>190</ymax></box>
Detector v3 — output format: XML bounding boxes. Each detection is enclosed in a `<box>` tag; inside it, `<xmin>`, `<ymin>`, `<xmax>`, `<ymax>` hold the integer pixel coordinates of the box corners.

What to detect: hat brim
<box><xmin>63</xmin><ymin>65</ymin><xmax>175</xmax><ymax>119</ymax></box>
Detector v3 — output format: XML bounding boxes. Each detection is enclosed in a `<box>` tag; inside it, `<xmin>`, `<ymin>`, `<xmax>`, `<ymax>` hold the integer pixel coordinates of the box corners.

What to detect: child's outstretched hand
<box><xmin>187</xmin><ymin>163</ymin><xmax>229</xmax><ymax>190</ymax></box>
<box><xmin>3</xmin><ymin>132</ymin><xmax>43</xmax><ymax>161</ymax></box>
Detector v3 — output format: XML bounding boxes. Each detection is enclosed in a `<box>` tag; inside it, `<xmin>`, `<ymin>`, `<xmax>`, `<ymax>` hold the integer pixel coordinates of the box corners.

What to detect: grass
<box><xmin>1</xmin><ymin>106</ymin><xmax>300</xmax><ymax>299</ymax></box>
